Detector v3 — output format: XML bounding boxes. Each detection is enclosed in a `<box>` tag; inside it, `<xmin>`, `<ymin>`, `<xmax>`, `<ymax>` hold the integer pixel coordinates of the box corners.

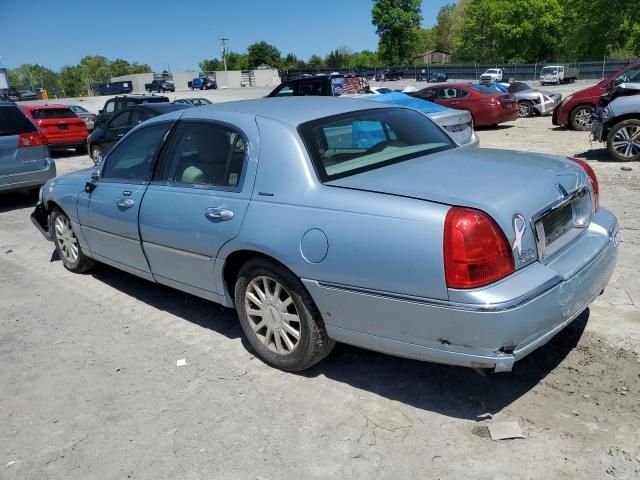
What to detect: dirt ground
<box><xmin>1</xmin><ymin>80</ymin><xmax>639</xmax><ymax>480</ymax></box>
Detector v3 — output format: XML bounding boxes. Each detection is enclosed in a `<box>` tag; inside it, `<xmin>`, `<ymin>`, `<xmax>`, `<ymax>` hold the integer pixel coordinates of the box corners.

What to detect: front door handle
<box><xmin>116</xmin><ymin>198</ymin><xmax>135</xmax><ymax>209</ymax></box>
<box><xmin>205</xmin><ymin>207</ymin><xmax>234</xmax><ymax>221</ymax></box>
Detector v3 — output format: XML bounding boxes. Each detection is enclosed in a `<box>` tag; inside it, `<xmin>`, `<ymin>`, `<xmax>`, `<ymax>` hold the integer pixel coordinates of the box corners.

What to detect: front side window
<box><xmin>109</xmin><ymin>111</ymin><xmax>130</xmax><ymax>129</ymax></box>
<box><xmin>129</xmin><ymin>110</ymin><xmax>153</xmax><ymax>126</ymax></box>
<box><xmin>299</xmin><ymin>108</ymin><xmax>455</xmax><ymax>182</ymax></box>
<box><xmin>271</xmin><ymin>84</ymin><xmax>295</xmax><ymax>97</ymax></box>
<box><xmin>162</xmin><ymin>122</ymin><xmax>246</xmax><ymax>188</ymax></box>
<box><xmin>616</xmin><ymin>65</ymin><xmax>640</xmax><ymax>84</ymax></box>
<box><xmin>101</xmin><ymin>123</ymin><xmax>170</xmax><ymax>181</ymax></box>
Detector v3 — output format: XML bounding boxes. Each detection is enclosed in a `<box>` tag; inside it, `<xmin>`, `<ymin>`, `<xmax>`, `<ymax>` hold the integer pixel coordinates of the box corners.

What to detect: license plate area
<box><xmin>57</xmin><ymin>124</ymin><xmax>69</xmax><ymax>130</ymax></box>
<box><xmin>534</xmin><ymin>187</ymin><xmax>592</xmax><ymax>260</ymax></box>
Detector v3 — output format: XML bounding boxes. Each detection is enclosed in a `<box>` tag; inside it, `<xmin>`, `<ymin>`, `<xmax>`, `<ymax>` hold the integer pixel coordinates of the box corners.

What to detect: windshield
<box><xmin>486</xmin><ymin>69</ymin><xmax>499</xmax><ymax>74</ymax></box>
<box><xmin>31</xmin><ymin>108</ymin><xmax>76</xmax><ymax>119</ymax></box>
<box><xmin>508</xmin><ymin>82</ymin><xmax>532</xmax><ymax>93</ymax></box>
<box><xmin>70</xmin><ymin>105</ymin><xmax>89</xmax><ymax>113</ymax></box>
<box><xmin>299</xmin><ymin>108</ymin><xmax>455</xmax><ymax>182</ymax></box>
<box><xmin>541</xmin><ymin>67</ymin><xmax>558</xmax><ymax>74</ymax></box>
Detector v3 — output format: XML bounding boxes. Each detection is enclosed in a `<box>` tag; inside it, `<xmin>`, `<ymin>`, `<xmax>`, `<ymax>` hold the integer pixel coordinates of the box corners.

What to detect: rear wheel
<box><xmin>234</xmin><ymin>258</ymin><xmax>335</xmax><ymax>371</ymax></box>
<box><xmin>518</xmin><ymin>100</ymin><xmax>534</xmax><ymax>118</ymax></box>
<box><xmin>570</xmin><ymin>105</ymin><xmax>594</xmax><ymax>131</ymax></box>
<box><xmin>51</xmin><ymin>208</ymin><xmax>95</xmax><ymax>273</ymax></box>
<box><xmin>606</xmin><ymin>119</ymin><xmax>640</xmax><ymax>162</ymax></box>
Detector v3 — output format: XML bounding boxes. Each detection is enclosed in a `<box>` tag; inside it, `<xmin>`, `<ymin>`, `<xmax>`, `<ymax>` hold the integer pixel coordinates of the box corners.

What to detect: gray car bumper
<box><xmin>0</xmin><ymin>158</ymin><xmax>56</xmax><ymax>193</ymax></box>
<box><xmin>304</xmin><ymin>208</ymin><xmax>619</xmax><ymax>372</ymax></box>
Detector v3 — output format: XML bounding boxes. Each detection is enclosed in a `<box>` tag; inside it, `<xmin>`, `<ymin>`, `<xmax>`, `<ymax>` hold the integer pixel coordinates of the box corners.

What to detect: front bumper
<box><xmin>30</xmin><ymin>201</ymin><xmax>52</xmax><ymax>241</ymax></box>
<box><xmin>304</xmin><ymin>208</ymin><xmax>619</xmax><ymax>372</ymax></box>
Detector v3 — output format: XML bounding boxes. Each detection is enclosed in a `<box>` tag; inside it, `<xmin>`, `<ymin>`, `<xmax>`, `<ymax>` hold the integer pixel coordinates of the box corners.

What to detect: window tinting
<box><xmin>31</xmin><ymin>108</ymin><xmax>76</xmax><ymax>119</ymax></box>
<box><xmin>272</xmin><ymin>84</ymin><xmax>295</xmax><ymax>97</ymax></box>
<box><xmin>468</xmin><ymin>84</ymin><xmax>500</xmax><ymax>95</ymax></box>
<box><xmin>299</xmin><ymin>108</ymin><xmax>455</xmax><ymax>182</ymax></box>
<box><xmin>101</xmin><ymin>123</ymin><xmax>170</xmax><ymax>181</ymax></box>
<box><xmin>508</xmin><ymin>82</ymin><xmax>532</xmax><ymax>93</ymax></box>
<box><xmin>129</xmin><ymin>110</ymin><xmax>153</xmax><ymax>126</ymax></box>
<box><xmin>0</xmin><ymin>106</ymin><xmax>36</xmax><ymax>136</ymax></box>
<box><xmin>109</xmin><ymin>112</ymin><xmax>130</xmax><ymax>128</ymax></box>
<box><xmin>163</xmin><ymin>122</ymin><xmax>246</xmax><ymax>188</ymax></box>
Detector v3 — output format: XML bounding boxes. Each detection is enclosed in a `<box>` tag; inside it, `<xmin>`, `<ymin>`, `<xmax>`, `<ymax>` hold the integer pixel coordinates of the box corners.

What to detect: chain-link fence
<box><xmin>282</xmin><ymin>59</ymin><xmax>635</xmax><ymax>82</ymax></box>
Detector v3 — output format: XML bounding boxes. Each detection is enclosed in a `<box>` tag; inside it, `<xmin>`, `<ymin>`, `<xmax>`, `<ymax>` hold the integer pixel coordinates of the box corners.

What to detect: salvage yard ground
<box><xmin>2</xmin><ymin>80</ymin><xmax>639</xmax><ymax>479</ymax></box>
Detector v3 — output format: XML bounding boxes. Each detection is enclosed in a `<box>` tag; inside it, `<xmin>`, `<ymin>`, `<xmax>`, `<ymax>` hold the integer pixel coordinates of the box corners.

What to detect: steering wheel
<box><xmin>367</xmin><ymin>140</ymin><xmax>408</xmax><ymax>153</ymax></box>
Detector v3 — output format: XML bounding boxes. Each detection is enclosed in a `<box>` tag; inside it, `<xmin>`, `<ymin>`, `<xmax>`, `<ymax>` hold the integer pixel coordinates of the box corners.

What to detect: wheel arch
<box><xmin>608</xmin><ymin>113</ymin><xmax>640</xmax><ymax>127</ymax></box>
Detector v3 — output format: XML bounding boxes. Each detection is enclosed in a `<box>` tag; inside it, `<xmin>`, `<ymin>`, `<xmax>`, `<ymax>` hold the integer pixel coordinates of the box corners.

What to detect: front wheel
<box><xmin>51</xmin><ymin>208</ymin><xmax>95</xmax><ymax>273</ymax></box>
<box><xmin>570</xmin><ymin>105</ymin><xmax>594</xmax><ymax>131</ymax></box>
<box><xmin>235</xmin><ymin>258</ymin><xmax>335</xmax><ymax>371</ymax></box>
<box><xmin>606</xmin><ymin>119</ymin><xmax>640</xmax><ymax>162</ymax></box>
<box><xmin>518</xmin><ymin>100</ymin><xmax>534</xmax><ymax>118</ymax></box>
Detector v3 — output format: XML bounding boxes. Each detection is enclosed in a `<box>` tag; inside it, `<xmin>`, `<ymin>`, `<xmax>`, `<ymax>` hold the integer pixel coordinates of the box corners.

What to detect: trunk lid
<box><xmin>31</xmin><ymin>108</ymin><xmax>87</xmax><ymax>144</ymax></box>
<box><xmin>326</xmin><ymin>147</ymin><xmax>592</xmax><ymax>269</ymax></box>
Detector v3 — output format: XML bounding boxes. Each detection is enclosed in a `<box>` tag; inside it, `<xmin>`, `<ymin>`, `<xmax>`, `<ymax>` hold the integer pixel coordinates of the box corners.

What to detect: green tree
<box><xmin>415</xmin><ymin>29</ymin><xmax>435</xmax><ymax>54</ymax></box>
<box><xmin>79</xmin><ymin>55</ymin><xmax>111</xmax><ymax>83</ymax></box>
<box><xmin>9</xmin><ymin>64</ymin><xmax>58</xmax><ymax>91</ymax></box>
<box><xmin>247</xmin><ymin>41</ymin><xmax>282</xmax><ymax>69</ymax></box>
<box><xmin>58</xmin><ymin>65</ymin><xmax>85</xmax><ymax>97</ymax></box>
<box><xmin>371</xmin><ymin>0</ymin><xmax>422</xmax><ymax>65</ymax></box>
<box><xmin>351</xmin><ymin>50</ymin><xmax>382</xmax><ymax>68</ymax></box>
<box><xmin>128</xmin><ymin>62</ymin><xmax>152</xmax><ymax>74</ymax></box>
<box><xmin>110</xmin><ymin>58</ymin><xmax>131</xmax><ymax>77</ymax></box>
<box><xmin>225</xmin><ymin>52</ymin><xmax>249</xmax><ymax>70</ymax></box>
<box><xmin>432</xmin><ymin>4</ymin><xmax>457</xmax><ymax>53</ymax></box>
<box><xmin>325</xmin><ymin>47</ymin><xmax>353</xmax><ymax>69</ymax></box>
<box><xmin>199</xmin><ymin>58</ymin><xmax>223</xmax><ymax>71</ymax></box>
<box><xmin>307</xmin><ymin>54</ymin><xmax>325</xmax><ymax>69</ymax></box>
<box><xmin>283</xmin><ymin>53</ymin><xmax>307</xmax><ymax>70</ymax></box>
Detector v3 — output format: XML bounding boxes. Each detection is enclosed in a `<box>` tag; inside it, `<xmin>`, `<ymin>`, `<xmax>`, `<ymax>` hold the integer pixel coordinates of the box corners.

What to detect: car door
<box><xmin>79</xmin><ymin>122</ymin><xmax>172</xmax><ymax>278</ymax></box>
<box><xmin>139</xmin><ymin>120</ymin><xmax>251</xmax><ymax>295</ymax></box>
<box><xmin>100</xmin><ymin>110</ymin><xmax>131</xmax><ymax>153</ymax></box>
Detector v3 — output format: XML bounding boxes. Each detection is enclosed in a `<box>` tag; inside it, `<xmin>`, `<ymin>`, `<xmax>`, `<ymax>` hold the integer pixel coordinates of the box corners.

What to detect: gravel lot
<box><xmin>2</xmin><ymin>80</ymin><xmax>639</xmax><ymax>479</ymax></box>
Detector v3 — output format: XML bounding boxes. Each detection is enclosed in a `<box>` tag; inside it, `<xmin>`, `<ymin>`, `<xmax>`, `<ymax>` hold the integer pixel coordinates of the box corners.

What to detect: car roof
<box><xmin>178</xmin><ymin>97</ymin><xmax>396</xmax><ymax>126</ymax></box>
<box><xmin>110</xmin><ymin>95</ymin><xmax>167</xmax><ymax>101</ymax></box>
<box><xmin>123</xmin><ymin>103</ymin><xmax>191</xmax><ymax>113</ymax></box>
<box><xmin>19</xmin><ymin>103</ymin><xmax>72</xmax><ymax>111</ymax></box>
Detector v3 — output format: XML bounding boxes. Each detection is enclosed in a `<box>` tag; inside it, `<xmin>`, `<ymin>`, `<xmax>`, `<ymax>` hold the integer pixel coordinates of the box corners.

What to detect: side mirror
<box><xmin>85</xmin><ymin>171</ymin><xmax>99</xmax><ymax>193</ymax></box>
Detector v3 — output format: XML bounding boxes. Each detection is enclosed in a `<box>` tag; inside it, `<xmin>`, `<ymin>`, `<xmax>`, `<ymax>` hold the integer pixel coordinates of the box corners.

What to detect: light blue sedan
<box><xmin>32</xmin><ymin>97</ymin><xmax>619</xmax><ymax>373</ymax></box>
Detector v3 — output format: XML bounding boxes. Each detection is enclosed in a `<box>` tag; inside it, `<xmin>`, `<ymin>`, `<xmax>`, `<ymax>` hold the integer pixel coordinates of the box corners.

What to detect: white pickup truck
<box><xmin>480</xmin><ymin>68</ymin><xmax>503</xmax><ymax>85</ymax></box>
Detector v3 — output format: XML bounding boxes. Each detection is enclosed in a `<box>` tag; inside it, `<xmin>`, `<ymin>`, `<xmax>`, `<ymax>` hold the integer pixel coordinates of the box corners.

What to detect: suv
<box><xmin>20</xmin><ymin>104</ymin><xmax>89</xmax><ymax>153</ymax></box>
<box><xmin>94</xmin><ymin>95</ymin><xmax>169</xmax><ymax>128</ymax></box>
<box><xmin>189</xmin><ymin>77</ymin><xmax>217</xmax><ymax>90</ymax></box>
<box><xmin>0</xmin><ymin>101</ymin><xmax>56</xmax><ymax>193</ymax></box>
<box><xmin>145</xmin><ymin>79</ymin><xmax>175</xmax><ymax>93</ymax></box>
<box><xmin>480</xmin><ymin>68</ymin><xmax>503</xmax><ymax>85</ymax></box>
<box><xmin>268</xmin><ymin>74</ymin><xmax>370</xmax><ymax>97</ymax></box>
<box><xmin>553</xmin><ymin>60</ymin><xmax>640</xmax><ymax>130</ymax></box>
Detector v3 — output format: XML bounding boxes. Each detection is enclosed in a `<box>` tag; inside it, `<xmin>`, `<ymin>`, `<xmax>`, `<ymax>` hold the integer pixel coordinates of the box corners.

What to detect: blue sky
<box><xmin>0</xmin><ymin>0</ymin><xmax>453</xmax><ymax>72</ymax></box>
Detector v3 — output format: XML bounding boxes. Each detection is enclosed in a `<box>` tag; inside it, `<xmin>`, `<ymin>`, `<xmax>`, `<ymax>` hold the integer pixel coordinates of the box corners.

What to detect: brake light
<box><xmin>18</xmin><ymin>131</ymin><xmax>46</xmax><ymax>147</ymax></box>
<box><xmin>444</xmin><ymin>207</ymin><xmax>514</xmax><ymax>289</ymax></box>
<box><xmin>568</xmin><ymin>157</ymin><xmax>599</xmax><ymax>210</ymax></box>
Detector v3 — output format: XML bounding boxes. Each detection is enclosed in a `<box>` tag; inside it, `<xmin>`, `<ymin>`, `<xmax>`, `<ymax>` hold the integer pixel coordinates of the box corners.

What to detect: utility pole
<box><xmin>220</xmin><ymin>38</ymin><xmax>229</xmax><ymax>71</ymax></box>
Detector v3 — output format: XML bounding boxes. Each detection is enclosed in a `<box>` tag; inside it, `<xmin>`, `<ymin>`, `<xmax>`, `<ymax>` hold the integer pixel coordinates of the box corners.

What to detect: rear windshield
<box><xmin>508</xmin><ymin>82</ymin><xmax>532</xmax><ymax>93</ymax></box>
<box><xmin>142</xmin><ymin>97</ymin><xmax>169</xmax><ymax>103</ymax></box>
<box><xmin>0</xmin><ymin>106</ymin><xmax>37</xmax><ymax>136</ymax></box>
<box><xmin>298</xmin><ymin>107</ymin><xmax>455</xmax><ymax>182</ymax></box>
<box><xmin>31</xmin><ymin>108</ymin><xmax>76</xmax><ymax>119</ymax></box>
<box><xmin>468</xmin><ymin>84</ymin><xmax>499</xmax><ymax>94</ymax></box>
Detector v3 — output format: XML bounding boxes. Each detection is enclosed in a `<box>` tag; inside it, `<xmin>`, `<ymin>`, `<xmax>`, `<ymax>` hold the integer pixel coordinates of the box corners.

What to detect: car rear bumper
<box><xmin>477</xmin><ymin>107</ymin><xmax>518</xmax><ymax>126</ymax></box>
<box><xmin>304</xmin><ymin>208</ymin><xmax>619</xmax><ymax>372</ymax></box>
<box><xmin>0</xmin><ymin>158</ymin><xmax>56</xmax><ymax>193</ymax></box>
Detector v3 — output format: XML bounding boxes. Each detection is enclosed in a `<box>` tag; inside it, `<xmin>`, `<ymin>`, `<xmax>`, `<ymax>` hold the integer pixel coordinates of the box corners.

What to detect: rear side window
<box><xmin>31</xmin><ymin>108</ymin><xmax>76</xmax><ymax>119</ymax></box>
<box><xmin>0</xmin><ymin>106</ymin><xmax>37</xmax><ymax>136</ymax></box>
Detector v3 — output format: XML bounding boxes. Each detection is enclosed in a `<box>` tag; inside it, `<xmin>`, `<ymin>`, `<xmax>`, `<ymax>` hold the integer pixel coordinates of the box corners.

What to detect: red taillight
<box><xmin>18</xmin><ymin>131</ymin><xmax>46</xmax><ymax>148</ymax></box>
<box><xmin>444</xmin><ymin>207</ymin><xmax>515</xmax><ymax>289</ymax></box>
<box><xmin>568</xmin><ymin>157</ymin><xmax>599</xmax><ymax>209</ymax></box>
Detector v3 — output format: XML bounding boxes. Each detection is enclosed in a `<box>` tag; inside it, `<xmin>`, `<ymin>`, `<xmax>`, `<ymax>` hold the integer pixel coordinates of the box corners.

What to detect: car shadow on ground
<box><xmin>54</xmin><ymin>258</ymin><xmax>587</xmax><ymax>419</ymax></box>
<box><xmin>0</xmin><ymin>190</ymin><xmax>38</xmax><ymax>213</ymax></box>
<box><xmin>475</xmin><ymin>124</ymin><xmax>515</xmax><ymax>131</ymax></box>
<box><xmin>300</xmin><ymin>311</ymin><xmax>589</xmax><ymax>420</ymax></box>
<box><xmin>573</xmin><ymin>148</ymin><xmax>614</xmax><ymax>162</ymax></box>
<box><xmin>51</xmin><ymin>148</ymin><xmax>87</xmax><ymax>159</ymax></box>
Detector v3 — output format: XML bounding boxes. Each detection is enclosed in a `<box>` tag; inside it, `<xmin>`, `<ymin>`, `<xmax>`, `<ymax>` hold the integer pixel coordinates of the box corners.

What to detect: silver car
<box><xmin>68</xmin><ymin>105</ymin><xmax>96</xmax><ymax>131</ymax></box>
<box><xmin>506</xmin><ymin>82</ymin><xmax>562</xmax><ymax>117</ymax></box>
<box><xmin>31</xmin><ymin>97</ymin><xmax>617</xmax><ymax>374</ymax></box>
<box><xmin>0</xmin><ymin>101</ymin><xmax>56</xmax><ymax>193</ymax></box>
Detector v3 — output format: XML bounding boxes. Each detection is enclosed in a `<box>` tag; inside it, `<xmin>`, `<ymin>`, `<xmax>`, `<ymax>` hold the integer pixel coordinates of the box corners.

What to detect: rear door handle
<box><xmin>205</xmin><ymin>207</ymin><xmax>234</xmax><ymax>221</ymax></box>
<box><xmin>116</xmin><ymin>198</ymin><xmax>135</xmax><ymax>209</ymax></box>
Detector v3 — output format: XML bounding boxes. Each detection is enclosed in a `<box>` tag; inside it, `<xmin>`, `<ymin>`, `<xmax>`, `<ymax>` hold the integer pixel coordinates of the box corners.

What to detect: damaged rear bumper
<box><xmin>303</xmin><ymin>208</ymin><xmax>619</xmax><ymax>372</ymax></box>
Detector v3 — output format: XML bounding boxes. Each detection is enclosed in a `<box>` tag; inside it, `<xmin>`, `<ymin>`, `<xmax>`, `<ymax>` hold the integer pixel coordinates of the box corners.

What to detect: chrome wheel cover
<box><xmin>518</xmin><ymin>102</ymin><xmax>531</xmax><ymax>117</ymax></box>
<box><xmin>91</xmin><ymin>146</ymin><xmax>103</xmax><ymax>163</ymax></box>
<box><xmin>612</xmin><ymin>125</ymin><xmax>640</xmax><ymax>158</ymax></box>
<box><xmin>245</xmin><ymin>276</ymin><xmax>301</xmax><ymax>355</ymax></box>
<box><xmin>54</xmin><ymin>215</ymin><xmax>79</xmax><ymax>263</ymax></box>
<box><xmin>574</xmin><ymin>108</ymin><xmax>593</xmax><ymax>128</ymax></box>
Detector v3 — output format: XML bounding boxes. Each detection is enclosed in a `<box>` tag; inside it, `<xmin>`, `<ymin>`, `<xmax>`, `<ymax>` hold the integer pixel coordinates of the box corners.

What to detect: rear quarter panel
<box><xmin>219</xmin><ymin>115</ymin><xmax>450</xmax><ymax>300</ymax></box>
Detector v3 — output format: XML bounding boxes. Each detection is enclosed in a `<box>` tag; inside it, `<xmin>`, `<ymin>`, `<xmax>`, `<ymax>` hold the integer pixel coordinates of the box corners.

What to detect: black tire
<box><xmin>90</xmin><ymin>144</ymin><xmax>103</xmax><ymax>165</ymax></box>
<box><xmin>518</xmin><ymin>100</ymin><xmax>534</xmax><ymax>118</ymax></box>
<box><xmin>570</xmin><ymin>105</ymin><xmax>594</xmax><ymax>131</ymax></box>
<box><xmin>75</xmin><ymin>144</ymin><xmax>87</xmax><ymax>154</ymax></box>
<box><xmin>51</xmin><ymin>208</ymin><xmax>95</xmax><ymax>273</ymax></box>
<box><xmin>606</xmin><ymin>119</ymin><xmax>640</xmax><ymax>162</ymax></box>
<box><xmin>234</xmin><ymin>258</ymin><xmax>335</xmax><ymax>371</ymax></box>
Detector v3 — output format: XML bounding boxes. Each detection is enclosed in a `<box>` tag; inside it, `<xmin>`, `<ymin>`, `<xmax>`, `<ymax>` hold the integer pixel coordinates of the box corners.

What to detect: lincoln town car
<box><xmin>31</xmin><ymin>97</ymin><xmax>619</xmax><ymax>373</ymax></box>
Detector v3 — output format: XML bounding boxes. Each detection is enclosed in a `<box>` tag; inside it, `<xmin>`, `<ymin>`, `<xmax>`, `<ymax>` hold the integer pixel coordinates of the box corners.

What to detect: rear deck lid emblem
<box><xmin>512</xmin><ymin>213</ymin><xmax>526</xmax><ymax>256</ymax></box>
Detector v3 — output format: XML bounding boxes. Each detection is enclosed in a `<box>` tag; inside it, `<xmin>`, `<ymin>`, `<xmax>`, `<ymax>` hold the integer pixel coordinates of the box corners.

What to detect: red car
<box><xmin>553</xmin><ymin>61</ymin><xmax>640</xmax><ymax>130</ymax></box>
<box><xmin>20</xmin><ymin>104</ymin><xmax>89</xmax><ymax>153</ymax></box>
<box><xmin>408</xmin><ymin>83</ymin><xmax>519</xmax><ymax>126</ymax></box>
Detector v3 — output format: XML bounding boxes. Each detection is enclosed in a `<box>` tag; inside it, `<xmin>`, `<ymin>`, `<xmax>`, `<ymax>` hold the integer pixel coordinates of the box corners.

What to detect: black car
<box><xmin>0</xmin><ymin>88</ymin><xmax>39</xmax><ymax>101</ymax></box>
<box><xmin>94</xmin><ymin>95</ymin><xmax>170</xmax><ymax>129</ymax></box>
<box><xmin>88</xmin><ymin>103</ymin><xmax>191</xmax><ymax>164</ymax></box>
<box><xmin>145</xmin><ymin>79</ymin><xmax>175</xmax><ymax>93</ymax></box>
<box><xmin>267</xmin><ymin>74</ymin><xmax>370</xmax><ymax>97</ymax></box>
<box><xmin>174</xmin><ymin>98</ymin><xmax>212</xmax><ymax>106</ymax></box>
